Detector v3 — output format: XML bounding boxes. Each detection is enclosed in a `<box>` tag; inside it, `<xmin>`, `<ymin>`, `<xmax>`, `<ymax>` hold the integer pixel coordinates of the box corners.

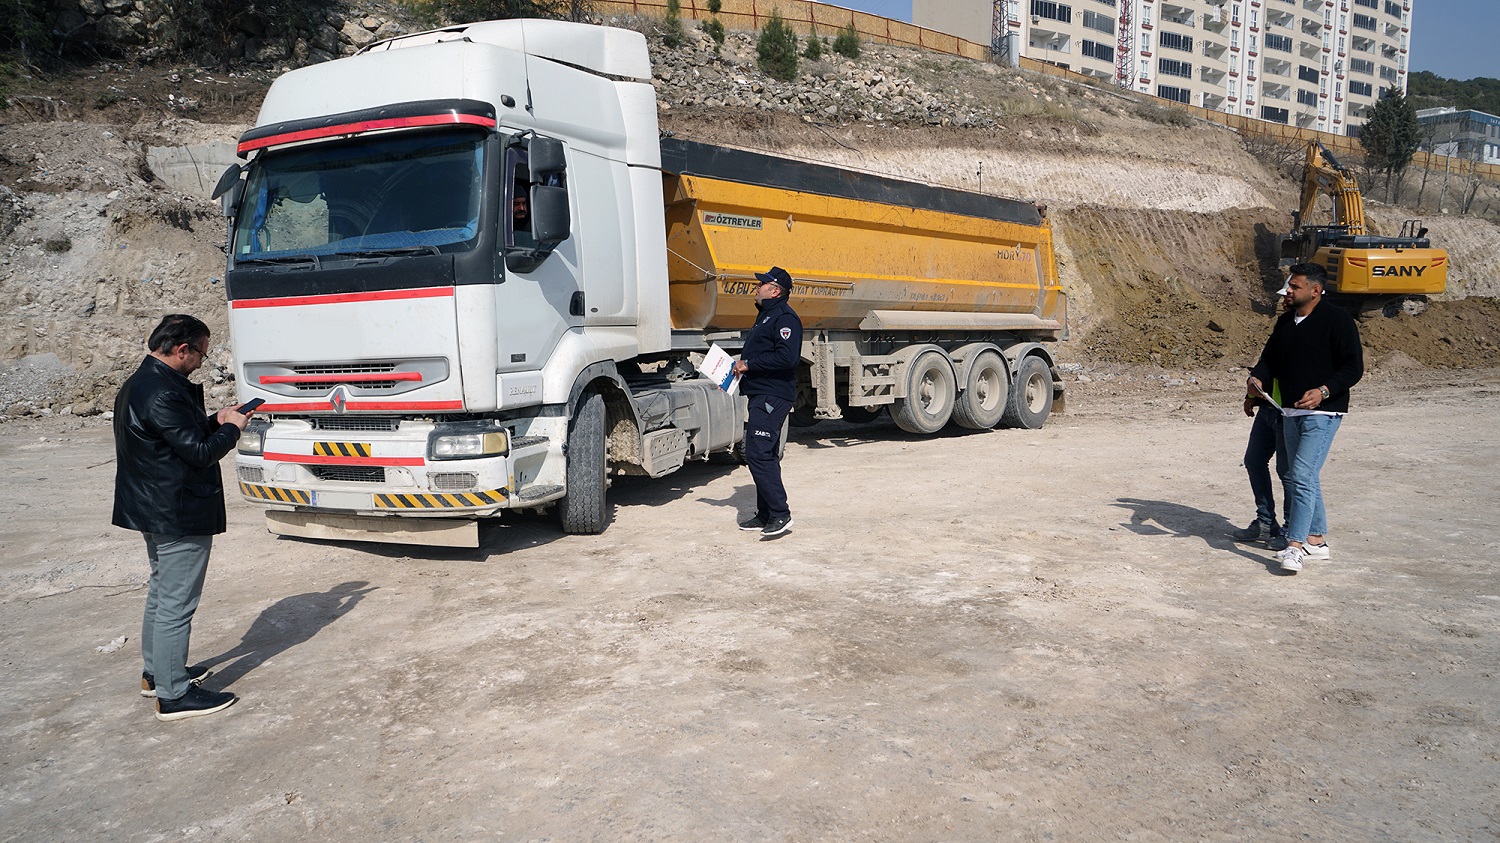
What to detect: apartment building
<box><xmin>912</xmin><ymin>0</ymin><xmax>1415</xmax><ymax>135</ymax></box>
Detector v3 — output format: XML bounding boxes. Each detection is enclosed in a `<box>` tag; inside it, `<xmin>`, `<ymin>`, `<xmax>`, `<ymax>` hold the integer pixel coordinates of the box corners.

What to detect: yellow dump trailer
<box><xmin>660</xmin><ymin>139</ymin><xmax>1067</xmax><ymax>432</ymax></box>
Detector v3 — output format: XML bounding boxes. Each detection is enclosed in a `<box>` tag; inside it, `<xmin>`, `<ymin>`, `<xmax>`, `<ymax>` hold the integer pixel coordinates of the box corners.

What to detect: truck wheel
<box><xmin>892</xmin><ymin>350</ymin><xmax>956</xmax><ymax>435</ymax></box>
<box><xmin>952</xmin><ymin>350</ymin><xmax>1008</xmax><ymax>430</ymax></box>
<box><xmin>558</xmin><ymin>390</ymin><xmax>608</xmax><ymax>534</ymax></box>
<box><xmin>1001</xmin><ymin>355</ymin><xmax>1053</xmax><ymax>430</ymax></box>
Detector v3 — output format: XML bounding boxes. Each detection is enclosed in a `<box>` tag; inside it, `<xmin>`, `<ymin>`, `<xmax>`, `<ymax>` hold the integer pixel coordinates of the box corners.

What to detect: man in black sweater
<box><xmin>1247</xmin><ymin>264</ymin><xmax>1364</xmax><ymax>573</ymax></box>
<box><xmin>733</xmin><ymin>266</ymin><xmax>803</xmax><ymax>537</ymax></box>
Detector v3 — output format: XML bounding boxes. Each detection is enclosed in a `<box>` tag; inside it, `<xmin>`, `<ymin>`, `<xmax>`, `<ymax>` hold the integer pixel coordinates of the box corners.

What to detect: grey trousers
<box><xmin>141</xmin><ymin>533</ymin><xmax>213</xmax><ymax>701</ymax></box>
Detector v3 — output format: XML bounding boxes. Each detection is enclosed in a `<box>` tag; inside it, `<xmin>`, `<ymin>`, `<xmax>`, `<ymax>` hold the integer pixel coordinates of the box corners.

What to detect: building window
<box><xmin>1349</xmin><ymin>80</ymin><xmax>1372</xmax><ymax>96</ymax></box>
<box><xmin>1082</xmin><ymin>10</ymin><xmax>1116</xmax><ymax>34</ymax></box>
<box><xmin>1157</xmin><ymin>85</ymin><xmax>1191</xmax><ymax>104</ymax></box>
<box><xmin>1353</xmin><ymin>13</ymin><xmax>1376</xmax><ymax>30</ymax></box>
<box><xmin>1159</xmin><ymin>57</ymin><xmax>1193</xmax><ymax>78</ymax></box>
<box><xmin>1267</xmin><ymin>33</ymin><xmax>1292</xmax><ymax>52</ymax></box>
<box><xmin>1159</xmin><ymin>31</ymin><xmax>1195</xmax><ymax>53</ymax></box>
<box><xmin>1261</xmin><ymin>106</ymin><xmax>1290</xmax><ymax>124</ymax></box>
<box><xmin>1298</xmin><ymin>89</ymin><xmax>1318</xmax><ymax>106</ymax></box>
<box><xmin>1299</xmin><ymin>65</ymin><xmax>1320</xmax><ymax>83</ymax></box>
<box><xmin>1082</xmin><ymin>40</ymin><xmax>1115</xmax><ymax>62</ymax></box>
<box><xmin>1031</xmin><ymin>0</ymin><xmax>1073</xmax><ymax>23</ymax></box>
<box><xmin>1350</xmin><ymin>57</ymin><xmax>1374</xmax><ymax>74</ymax></box>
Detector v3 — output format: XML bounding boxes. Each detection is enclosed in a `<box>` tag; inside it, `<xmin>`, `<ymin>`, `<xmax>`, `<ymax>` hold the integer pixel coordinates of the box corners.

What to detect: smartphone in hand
<box><xmin>237</xmin><ymin>397</ymin><xmax>265</xmax><ymax>414</ymax></box>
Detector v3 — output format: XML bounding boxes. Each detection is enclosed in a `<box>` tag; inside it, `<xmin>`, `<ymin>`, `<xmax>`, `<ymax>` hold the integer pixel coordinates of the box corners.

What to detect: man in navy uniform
<box><xmin>733</xmin><ymin>266</ymin><xmax>803</xmax><ymax>536</ymax></box>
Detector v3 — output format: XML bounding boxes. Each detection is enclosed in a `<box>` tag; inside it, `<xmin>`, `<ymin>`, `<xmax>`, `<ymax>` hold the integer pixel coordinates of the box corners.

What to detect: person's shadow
<box><xmin>199</xmin><ymin>580</ymin><xmax>377</xmax><ymax>687</ymax></box>
<box><xmin>1112</xmin><ymin>498</ymin><xmax>1285</xmax><ymax>574</ymax></box>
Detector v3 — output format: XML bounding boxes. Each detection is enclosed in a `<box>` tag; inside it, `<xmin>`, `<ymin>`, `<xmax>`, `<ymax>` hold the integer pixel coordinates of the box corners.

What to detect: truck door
<box><xmin>496</xmin><ymin>135</ymin><xmax>581</xmax><ymax>377</ymax></box>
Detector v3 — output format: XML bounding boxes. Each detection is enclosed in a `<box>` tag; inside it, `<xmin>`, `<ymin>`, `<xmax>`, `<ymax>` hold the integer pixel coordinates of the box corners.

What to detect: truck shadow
<box><xmin>1112</xmin><ymin>497</ymin><xmax>1286</xmax><ymax>574</ymax></box>
<box><xmin>198</xmin><ymin>580</ymin><xmax>377</xmax><ymax>689</ymax></box>
<box><xmin>792</xmin><ymin>417</ymin><xmax>999</xmax><ymax>449</ymax></box>
<box><xmin>610</xmin><ymin>458</ymin><xmax>744</xmax><ymax>510</ymax></box>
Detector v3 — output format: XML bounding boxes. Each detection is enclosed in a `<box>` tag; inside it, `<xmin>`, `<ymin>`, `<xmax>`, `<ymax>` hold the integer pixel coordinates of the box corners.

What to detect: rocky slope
<box><xmin>1</xmin><ymin>13</ymin><xmax>1497</xmax><ymax>419</ymax></box>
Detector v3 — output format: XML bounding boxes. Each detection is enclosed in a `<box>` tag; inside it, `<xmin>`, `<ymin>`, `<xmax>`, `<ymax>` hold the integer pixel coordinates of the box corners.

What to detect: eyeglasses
<box><xmin>183</xmin><ymin>343</ymin><xmax>209</xmax><ymax>359</ymax></box>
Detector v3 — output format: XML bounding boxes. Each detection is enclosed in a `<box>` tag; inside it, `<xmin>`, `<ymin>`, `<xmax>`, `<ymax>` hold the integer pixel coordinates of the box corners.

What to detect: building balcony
<box><xmin>1161</xmin><ymin>3</ymin><xmax>1197</xmax><ymax>28</ymax></box>
<box><xmin>1264</xmin><ymin>83</ymin><xmax>1292</xmax><ymax>101</ymax></box>
<box><xmin>1200</xmin><ymin>65</ymin><xmax>1227</xmax><ymax>83</ymax></box>
<box><xmin>1265</xmin><ymin>58</ymin><xmax>1293</xmax><ymax>77</ymax></box>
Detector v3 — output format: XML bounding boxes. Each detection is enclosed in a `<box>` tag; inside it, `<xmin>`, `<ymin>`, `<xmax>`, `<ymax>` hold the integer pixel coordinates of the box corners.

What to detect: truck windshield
<box><xmin>232</xmin><ymin>129</ymin><xmax>484</xmax><ymax>261</ymax></box>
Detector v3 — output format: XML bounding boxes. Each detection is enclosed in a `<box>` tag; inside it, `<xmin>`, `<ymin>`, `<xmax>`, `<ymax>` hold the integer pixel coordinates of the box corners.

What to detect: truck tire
<box><xmin>952</xmin><ymin>349</ymin><xmax>1008</xmax><ymax>430</ymax></box>
<box><xmin>558</xmin><ymin>390</ymin><xmax>608</xmax><ymax>534</ymax></box>
<box><xmin>892</xmin><ymin>350</ymin><xmax>956</xmax><ymax>435</ymax></box>
<box><xmin>1001</xmin><ymin>355</ymin><xmax>1053</xmax><ymax>430</ymax></box>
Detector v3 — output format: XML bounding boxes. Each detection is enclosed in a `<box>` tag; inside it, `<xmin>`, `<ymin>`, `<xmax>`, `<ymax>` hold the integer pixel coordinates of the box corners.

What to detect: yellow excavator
<box><xmin>1280</xmin><ymin>140</ymin><xmax>1446</xmax><ymax>315</ymax></box>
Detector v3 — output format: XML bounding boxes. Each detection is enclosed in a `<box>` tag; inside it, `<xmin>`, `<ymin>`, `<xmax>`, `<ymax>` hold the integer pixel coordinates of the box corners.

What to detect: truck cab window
<box><xmin>233</xmin><ymin>129</ymin><xmax>484</xmax><ymax>261</ymax></box>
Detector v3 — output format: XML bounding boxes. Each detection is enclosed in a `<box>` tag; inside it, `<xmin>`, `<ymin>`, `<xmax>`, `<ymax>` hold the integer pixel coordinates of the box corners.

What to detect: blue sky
<box><xmin>1409</xmin><ymin>0</ymin><xmax>1497</xmax><ymax>81</ymax></box>
<box><xmin>821</xmin><ymin>0</ymin><xmax>1496</xmax><ymax>82</ymax></box>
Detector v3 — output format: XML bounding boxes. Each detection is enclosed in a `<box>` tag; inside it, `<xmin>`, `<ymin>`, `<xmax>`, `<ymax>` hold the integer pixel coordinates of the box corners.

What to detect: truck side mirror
<box><xmin>530</xmin><ymin>184</ymin><xmax>570</xmax><ymax>244</ymax></box>
<box><xmin>212</xmin><ymin>163</ymin><xmax>244</xmax><ymax>217</ymax></box>
<box><xmin>528</xmin><ymin>137</ymin><xmax>566</xmax><ymax>180</ymax></box>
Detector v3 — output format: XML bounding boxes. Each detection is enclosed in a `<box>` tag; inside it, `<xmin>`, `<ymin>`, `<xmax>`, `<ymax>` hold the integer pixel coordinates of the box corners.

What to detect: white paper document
<box><xmin>1252</xmin><ymin>381</ymin><xmax>1283</xmax><ymax>413</ymax></box>
<box><xmin>697</xmin><ymin>343</ymin><xmax>740</xmax><ymax>395</ymax></box>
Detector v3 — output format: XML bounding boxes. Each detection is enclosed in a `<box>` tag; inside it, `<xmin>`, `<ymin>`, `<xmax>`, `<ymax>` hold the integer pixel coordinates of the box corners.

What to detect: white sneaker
<box><xmin>1278</xmin><ymin>545</ymin><xmax>1305</xmax><ymax>573</ymax></box>
<box><xmin>1303</xmin><ymin>542</ymin><xmax>1331</xmax><ymax>561</ymax></box>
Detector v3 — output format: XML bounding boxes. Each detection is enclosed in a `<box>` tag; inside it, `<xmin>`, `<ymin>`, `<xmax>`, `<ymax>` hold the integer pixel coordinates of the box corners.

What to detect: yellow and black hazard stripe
<box><xmin>313</xmin><ymin>441</ymin><xmax>372</xmax><ymax>458</ymax></box>
<box><xmin>240</xmin><ymin>482</ymin><xmax>312</xmax><ymax>505</ymax></box>
<box><xmin>374</xmin><ymin>488</ymin><xmax>509</xmax><ymax>509</ymax></box>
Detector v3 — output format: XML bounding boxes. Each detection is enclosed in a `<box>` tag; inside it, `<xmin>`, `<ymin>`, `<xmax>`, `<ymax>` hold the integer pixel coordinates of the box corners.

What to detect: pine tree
<box><xmin>663</xmin><ymin>0</ymin><xmax>684</xmax><ymax>49</ymax></box>
<box><xmin>756</xmin><ymin>10</ymin><xmax>798</xmax><ymax>82</ymax></box>
<box><xmin>832</xmin><ymin>22</ymin><xmax>860</xmax><ymax>60</ymax></box>
<box><xmin>1359</xmin><ymin>89</ymin><xmax>1421</xmax><ymax>201</ymax></box>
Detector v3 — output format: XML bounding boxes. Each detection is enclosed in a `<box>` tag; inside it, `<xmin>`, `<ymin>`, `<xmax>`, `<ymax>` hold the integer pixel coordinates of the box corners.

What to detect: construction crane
<box><xmin>1115</xmin><ymin>0</ymin><xmax>1133</xmax><ymax>90</ymax></box>
<box><xmin>991</xmin><ymin>0</ymin><xmax>1016</xmax><ymax>64</ymax></box>
<box><xmin>1280</xmin><ymin>140</ymin><xmax>1447</xmax><ymax>315</ymax></box>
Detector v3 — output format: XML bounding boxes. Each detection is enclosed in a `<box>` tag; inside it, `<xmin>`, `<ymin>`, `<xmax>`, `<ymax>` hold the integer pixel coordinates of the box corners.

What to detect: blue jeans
<box><xmin>141</xmin><ymin>533</ymin><xmax>213</xmax><ymax>701</ymax></box>
<box><xmin>1244</xmin><ymin>405</ymin><xmax>1290</xmax><ymax>528</ymax></box>
<box><xmin>1281</xmin><ymin>414</ymin><xmax>1343</xmax><ymax>544</ymax></box>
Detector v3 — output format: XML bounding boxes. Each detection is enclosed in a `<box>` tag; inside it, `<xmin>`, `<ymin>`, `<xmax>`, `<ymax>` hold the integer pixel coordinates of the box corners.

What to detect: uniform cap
<box><xmin>754</xmin><ymin>266</ymin><xmax>793</xmax><ymax>295</ymax></box>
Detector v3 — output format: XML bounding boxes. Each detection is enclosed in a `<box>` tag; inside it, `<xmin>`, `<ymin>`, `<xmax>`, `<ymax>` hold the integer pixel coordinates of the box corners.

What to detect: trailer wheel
<box><xmin>1001</xmin><ymin>355</ymin><xmax>1053</xmax><ymax>430</ymax></box>
<box><xmin>892</xmin><ymin>351</ymin><xmax>956</xmax><ymax>434</ymax></box>
<box><xmin>558</xmin><ymin>390</ymin><xmax>608</xmax><ymax>534</ymax></box>
<box><xmin>953</xmin><ymin>350</ymin><xmax>1008</xmax><ymax>430</ymax></box>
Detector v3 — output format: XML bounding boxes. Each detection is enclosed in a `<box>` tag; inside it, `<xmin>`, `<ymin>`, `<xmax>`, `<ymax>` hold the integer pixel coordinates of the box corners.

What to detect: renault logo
<box><xmin>329</xmin><ymin>385</ymin><xmax>348</xmax><ymax>414</ymax></box>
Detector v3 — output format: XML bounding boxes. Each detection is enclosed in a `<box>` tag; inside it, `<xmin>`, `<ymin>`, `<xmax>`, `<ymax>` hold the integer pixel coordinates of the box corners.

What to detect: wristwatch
<box><xmin>1319</xmin><ymin>385</ymin><xmax>1331</xmax><ymax>400</ymax></box>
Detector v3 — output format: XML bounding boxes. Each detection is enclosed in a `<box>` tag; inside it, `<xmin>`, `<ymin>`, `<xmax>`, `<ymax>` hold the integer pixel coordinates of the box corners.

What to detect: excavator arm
<box><xmin>1296</xmin><ymin>140</ymin><xmax>1367</xmax><ymax>236</ymax></box>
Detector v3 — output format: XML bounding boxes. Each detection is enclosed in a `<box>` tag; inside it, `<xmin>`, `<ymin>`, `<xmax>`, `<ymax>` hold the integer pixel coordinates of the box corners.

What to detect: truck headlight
<box><xmin>429</xmin><ymin>430</ymin><xmax>509</xmax><ymax>460</ymax></box>
<box><xmin>238</xmin><ymin>420</ymin><xmax>269</xmax><ymax>456</ymax></box>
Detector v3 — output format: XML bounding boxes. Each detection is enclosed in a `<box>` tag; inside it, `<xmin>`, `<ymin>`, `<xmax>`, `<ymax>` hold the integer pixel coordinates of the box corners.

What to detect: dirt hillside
<box><xmin>1</xmin><ymin>21</ymin><xmax>1497</xmax><ymax>418</ymax></box>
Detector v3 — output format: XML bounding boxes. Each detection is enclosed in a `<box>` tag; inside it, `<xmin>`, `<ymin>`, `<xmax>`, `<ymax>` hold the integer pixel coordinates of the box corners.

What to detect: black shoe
<box><xmin>739</xmin><ymin>515</ymin><xmax>767</xmax><ymax>531</ymax></box>
<box><xmin>155</xmin><ymin>685</ymin><xmax>238</xmax><ymax>722</ymax></box>
<box><xmin>761</xmin><ymin>516</ymin><xmax>793</xmax><ymax>536</ymax></box>
<box><xmin>141</xmin><ymin>665</ymin><xmax>214</xmax><ymax>698</ymax></box>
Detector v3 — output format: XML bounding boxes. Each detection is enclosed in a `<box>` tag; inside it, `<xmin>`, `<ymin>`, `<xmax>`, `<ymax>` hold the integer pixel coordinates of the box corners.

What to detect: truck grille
<box><xmin>237</xmin><ymin>465</ymin><xmax>264</xmax><ymax>484</ymax></box>
<box><xmin>310</xmin><ymin>417</ymin><xmax>400</xmax><ymax>432</ymax></box>
<box><xmin>429</xmin><ymin>472</ymin><xmax>478</xmax><ymax>491</ymax></box>
<box><xmin>289</xmin><ymin>363</ymin><xmax>404</xmax><ymax>391</ymax></box>
<box><xmin>309</xmin><ymin>465</ymin><xmax>386</xmax><ymax>483</ymax></box>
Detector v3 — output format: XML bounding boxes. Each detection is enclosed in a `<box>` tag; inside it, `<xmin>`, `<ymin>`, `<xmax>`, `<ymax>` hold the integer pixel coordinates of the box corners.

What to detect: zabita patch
<box><xmin>780</xmin><ymin>327</ymin><xmax>791</xmax><ymax>339</ymax></box>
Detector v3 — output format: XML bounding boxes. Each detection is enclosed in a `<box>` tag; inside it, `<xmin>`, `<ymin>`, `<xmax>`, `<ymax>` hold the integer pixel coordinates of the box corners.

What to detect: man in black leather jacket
<box><xmin>113</xmin><ymin>314</ymin><xmax>251</xmax><ymax>721</ymax></box>
<box><xmin>732</xmin><ymin>266</ymin><xmax>803</xmax><ymax>537</ymax></box>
